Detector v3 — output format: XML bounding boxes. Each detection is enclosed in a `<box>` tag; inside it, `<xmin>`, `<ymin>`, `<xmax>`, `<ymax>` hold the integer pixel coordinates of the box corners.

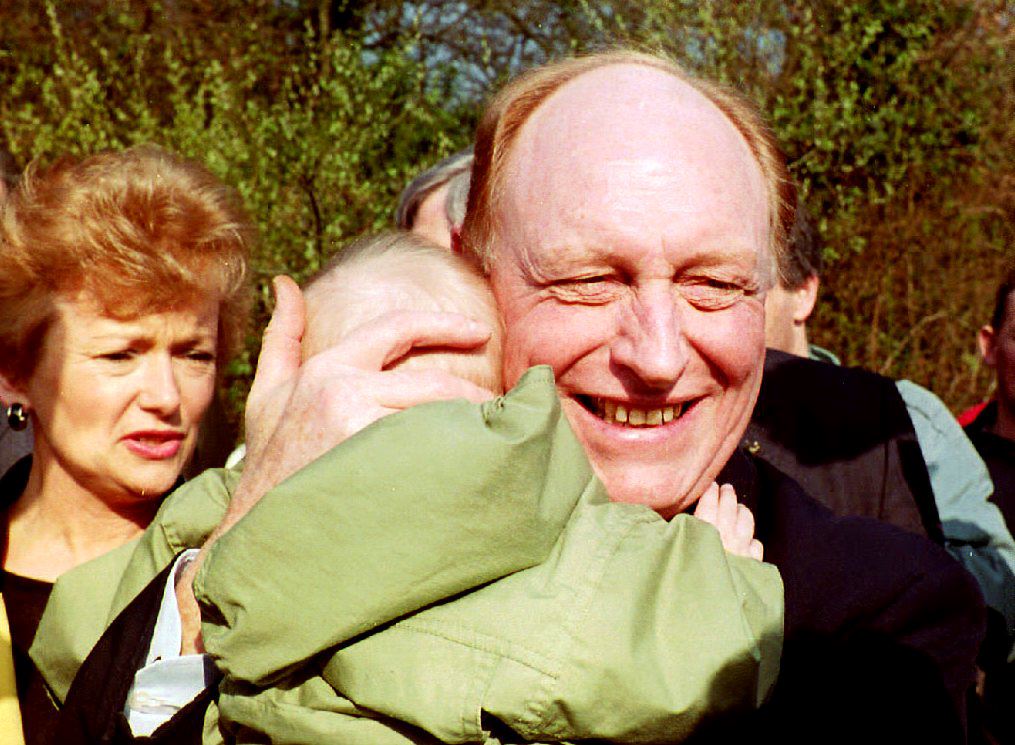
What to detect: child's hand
<box><xmin>693</xmin><ymin>482</ymin><xmax>764</xmax><ymax>561</ymax></box>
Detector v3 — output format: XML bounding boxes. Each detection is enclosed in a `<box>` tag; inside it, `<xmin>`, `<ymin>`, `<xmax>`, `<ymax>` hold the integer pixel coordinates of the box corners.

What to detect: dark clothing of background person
<box><xmin>1</xmin><ymin>457</ymin><xmax>60</xmax><ymax>745</ymax></box>
<box><xmin>965</xmin><ymin>401</ymin><xmax>1015</xmax><ymax>531</ymax></box>
<box><xmin>964</xmin><ymin>401</ymin><xmax>1015</xmax><ymax>745</ymax></box>
<box><xmin>55</xmin><ymin>451</ymin><xmax>984</xmax><ymax>745</ymax></box>
<box><xmin>745</xmin><ymin>349</ymin><xmax>942</xmax><ymax>541</ymax></box>
<box><xmin>0</xmin><ymin>420</ymin><xmax>33</xmax><ymax>481</ymax></box>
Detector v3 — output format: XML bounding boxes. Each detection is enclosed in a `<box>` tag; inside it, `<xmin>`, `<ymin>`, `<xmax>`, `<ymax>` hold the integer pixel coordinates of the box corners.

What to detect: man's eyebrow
<box><xmin>522</xmin><ymin>245</ymin><xmax>614</xmax><ymax>279</ymax></box>
<box><xmin>656</xmin><ymin>233</ymin><xmax>766</xmax><ymax>264</ymax></box>
<box><xmin>524</xmin><ymin>237</ymin><xmax>766</xmax><ymax>276</ymax></box>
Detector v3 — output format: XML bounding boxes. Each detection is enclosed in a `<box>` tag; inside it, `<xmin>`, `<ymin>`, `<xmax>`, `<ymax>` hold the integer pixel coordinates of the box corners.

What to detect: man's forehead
<box><xmin>512</xmin><ymin>65</ymin><xmax>745</xmax><ymax>155</ymax></box>
<box><xmin>501</xmin><ymin>65</ymin><xmax>763</xmax><ymax>209</ymax></box>
<box><xmin>492</xmin><ymin>65</ymin><xmax>769</xmax><ymax>270</ymax></box>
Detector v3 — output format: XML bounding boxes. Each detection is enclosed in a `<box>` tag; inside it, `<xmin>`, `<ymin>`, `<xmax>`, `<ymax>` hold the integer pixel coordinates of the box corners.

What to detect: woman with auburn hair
<box><xmin>0</xmin><ymin>144</ymin><xmax>251</xmax><ymax>744</ymax></box>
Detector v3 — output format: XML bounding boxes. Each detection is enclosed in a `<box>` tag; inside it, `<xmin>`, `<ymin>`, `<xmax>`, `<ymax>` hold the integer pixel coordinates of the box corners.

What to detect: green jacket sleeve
<box><xmin>314</xmin><ymin>499</ymin><xmax>781</xmax><ymax>744</ymax></box>
<box><xmin>209</xmin><ymin>368</ymin><xmax>783</xmax><ymax>744</ymax></box>
<box><xmin>196</xmin><ymin>366</ymin><xmax>585</xmax><ymax>686</ymax></box>
<box><xmin>216</xmin><ymin>494</ymin><xmax>782</xmax><ymax>744</ymax></box>
<box><xmin>28</xmin><ymin>466</ymin><xmax>237</xmax><ymax>704</ymax></box>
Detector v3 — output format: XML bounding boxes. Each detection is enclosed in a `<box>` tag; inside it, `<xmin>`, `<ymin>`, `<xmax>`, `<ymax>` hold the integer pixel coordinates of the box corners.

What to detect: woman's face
<box><xmin>18</xmin><ymin>291</ymin><xmax>219</xmax><ymax>505</ymax></box>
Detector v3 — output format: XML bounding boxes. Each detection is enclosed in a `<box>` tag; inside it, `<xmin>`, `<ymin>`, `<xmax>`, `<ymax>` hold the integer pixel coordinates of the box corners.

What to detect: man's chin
<box><xmin>590</xmin><ymin>462</ymin><xmax>704</xmax><ymax>518</ymax></box>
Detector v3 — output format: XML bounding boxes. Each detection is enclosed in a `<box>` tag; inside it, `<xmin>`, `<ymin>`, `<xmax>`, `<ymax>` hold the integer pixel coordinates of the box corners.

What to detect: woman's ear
<box><xmin>0</xmin><ymin>371</ymin><xmax>28</xmax><ymax>410</ymax></box>
<box><xmin>978</xmin><ymin>324</ymin><xmax>997</xmax><ymax>367</ymax></box>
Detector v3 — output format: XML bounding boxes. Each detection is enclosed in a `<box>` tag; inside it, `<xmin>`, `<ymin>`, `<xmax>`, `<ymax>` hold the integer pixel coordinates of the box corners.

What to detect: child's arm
<box><xmin>214</xmin><ymin>495</ymin><xmax>783</xmax><ymax>745</ymax></box>
<box><xmin>693</xmin><ymin>482</ymin><xmax>764</xmax><ymax>561</ymax></box>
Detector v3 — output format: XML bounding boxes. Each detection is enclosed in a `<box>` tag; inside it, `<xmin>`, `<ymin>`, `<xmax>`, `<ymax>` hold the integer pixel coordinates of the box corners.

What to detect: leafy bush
<box><xmin>1</xmin><ymin>0</ymin><xmax>1011</xmax><ymax>425</ymax></box>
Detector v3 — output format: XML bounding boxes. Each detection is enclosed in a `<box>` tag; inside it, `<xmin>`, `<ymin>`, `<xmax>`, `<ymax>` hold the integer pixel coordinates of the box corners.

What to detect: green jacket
<box><xmin>37</xmin><ymin>367</ymin><xmax>784</xmax><ymax>743</ymax></box>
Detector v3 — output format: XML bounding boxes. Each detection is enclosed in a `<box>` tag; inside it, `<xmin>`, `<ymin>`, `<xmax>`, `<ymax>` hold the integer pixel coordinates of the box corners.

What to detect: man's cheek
<box><xmin>510</xmin><ymin>307</ymin><xmax>603</xmax><ymax>367</ymax></box>
<box><xmin>699</xmin><ymin>306</ymin><xmax>765</xmax><ymax>380</ymax></box>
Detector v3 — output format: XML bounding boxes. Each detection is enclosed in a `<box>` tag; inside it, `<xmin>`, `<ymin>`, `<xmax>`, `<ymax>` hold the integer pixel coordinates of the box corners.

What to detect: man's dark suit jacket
<box><xmin>707</xmin><ymin>451</ymin><xmax>983</xmax><ymax>744</ymax></box>
<box><xmin>746</xmin><ymin>348</ymin><xmax>942</xmax><ymax>541</ymax></box>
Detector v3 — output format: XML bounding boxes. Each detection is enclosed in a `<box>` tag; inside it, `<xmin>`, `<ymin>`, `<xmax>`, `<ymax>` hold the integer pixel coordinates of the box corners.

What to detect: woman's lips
<box><xmin>123</xmin><ymin>431</ymin><xmax>184</xmax><ymax>460</ymax></box>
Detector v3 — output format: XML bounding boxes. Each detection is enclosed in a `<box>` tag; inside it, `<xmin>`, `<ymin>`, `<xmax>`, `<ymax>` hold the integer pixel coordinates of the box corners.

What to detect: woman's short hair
<box><xmin>460</xmin><ymin>49</ymin><xmax>795</xmax><ymax>286</ymax></box>
<box><xmin>0</xmin><ymin>144</ymin><xmax>253</xmax><ymax>384</ymax></box>
<box><xmin>302</xmin><ymin>231</ymin><xmax>503</xmax><ymax>393</ymax></box>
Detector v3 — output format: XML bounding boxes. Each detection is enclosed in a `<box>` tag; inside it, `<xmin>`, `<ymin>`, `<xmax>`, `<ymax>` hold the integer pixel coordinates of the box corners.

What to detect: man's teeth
<box><xmin>599</xmin><ymin>400</ymin><xmax>683</xmax><ymax>427</ymax></box>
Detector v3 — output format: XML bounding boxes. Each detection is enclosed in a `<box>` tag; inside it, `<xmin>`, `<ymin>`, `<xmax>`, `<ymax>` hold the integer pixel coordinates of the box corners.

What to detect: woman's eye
<box><xmin>184</xmin><ymin>350</ymin><xmax>216</xmax><ymax>363</ymax></box>
<box><xmin>100</xmin><ymin>350</ymin><xmax>134</xmax><ymax>362</ymax></box>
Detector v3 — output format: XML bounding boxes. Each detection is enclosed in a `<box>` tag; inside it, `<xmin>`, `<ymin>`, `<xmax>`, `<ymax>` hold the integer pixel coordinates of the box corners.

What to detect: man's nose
<box><xmin>138</xmin><ymin>355</ymin><xmax>182</xmax><ymax>414</ymax></box>
<box><xmin>610</xmin><ymin>286</ymin><xmax>689</xmax><ymax>390</ymax></box>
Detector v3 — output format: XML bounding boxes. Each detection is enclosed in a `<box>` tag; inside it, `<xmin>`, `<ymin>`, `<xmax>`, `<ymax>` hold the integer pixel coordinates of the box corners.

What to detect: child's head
<box><xmin>302</xmin><ymin>231</ymin><xmax>503</xmax><ymax>394</ymax></box>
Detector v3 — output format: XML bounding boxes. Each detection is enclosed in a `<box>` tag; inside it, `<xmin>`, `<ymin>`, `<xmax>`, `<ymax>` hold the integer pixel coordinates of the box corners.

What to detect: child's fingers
<box><xmin>734</xmin><ymin>503</ymin><xmax>756</xmax><ymax>548</ymax></box>
<box><xmin>749</xmin><ymin>538</ymin><xmax>764</xmax><ymax>562</ymax></box>
<box><xmin>716</xmin><ymin>483</ymin><xmax>739</xmax><ymax>537</ymax></box>
<box><xmin>693</xmin><ymin>482</ymin><xmax>720</xmax><ymax>526</ymax></box>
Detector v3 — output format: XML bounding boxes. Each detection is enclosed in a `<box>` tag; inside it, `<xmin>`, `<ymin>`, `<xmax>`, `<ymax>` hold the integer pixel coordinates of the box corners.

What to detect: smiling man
<box><xmin>463</xmin><ymin>57</ymin><xmax>780</xmax><ymax>517</ymax></box>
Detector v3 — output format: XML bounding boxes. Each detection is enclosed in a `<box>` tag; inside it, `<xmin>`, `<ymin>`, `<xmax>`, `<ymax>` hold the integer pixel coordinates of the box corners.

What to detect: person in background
<box><xmin>0</xmin><ymin>146</ymin><xmax>235</xmax><ymax>483</ymax></box>
<box><xmin>395</xmin><ymin>147</ymin><xmax>473</xmax><ymax>249</ymax></box>
<box><xmin>965</xmin><ymin>262</ymin><xmax>1015</xmax><ymax>743</ymax></box>
<box><xmin>760</xmin><ymin>206</ymin><xmax>1015</xmax><ymax>743</ymax></box>
<box><xmin>968</xmin><ymin>263</ymin><xmax>1015</xmax><ymax>526</ymax></box>
<box><xmin>758</xmin><ymin>204</ymin><xmax>1015</xmax><ymax>635</ymax></box>
<box><xmin>0</xmin><ymin>144</ymin><xmax>252</xmax><ymax>744</ymax></box>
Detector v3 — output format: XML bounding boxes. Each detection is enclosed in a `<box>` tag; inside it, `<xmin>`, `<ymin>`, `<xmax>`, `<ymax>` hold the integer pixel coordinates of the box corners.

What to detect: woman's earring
<box><xmin>7</xmin><ymin>403</ymin><xmax>28</xmax><ymax>431</ymax></box>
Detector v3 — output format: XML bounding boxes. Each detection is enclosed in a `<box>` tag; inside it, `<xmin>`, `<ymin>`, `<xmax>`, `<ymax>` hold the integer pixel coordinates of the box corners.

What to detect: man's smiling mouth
<box><xmin>575</xmin><ymin>396</ymin><xmax>693</xmax><ymax>427</ymax></box>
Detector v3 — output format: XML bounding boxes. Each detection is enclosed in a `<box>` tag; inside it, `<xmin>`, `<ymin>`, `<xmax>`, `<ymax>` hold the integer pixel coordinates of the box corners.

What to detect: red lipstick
<box><xmin>123</xmin><ymin>430</ymin><xmax>184</xmax><ymax>460</ymax></box>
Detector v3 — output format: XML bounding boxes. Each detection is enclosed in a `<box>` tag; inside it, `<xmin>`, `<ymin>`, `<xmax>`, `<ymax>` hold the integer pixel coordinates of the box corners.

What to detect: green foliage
<box><xmin>1</xmin><ymin>0</ymin><xmax>1011</xmax><ymax>422</ymax></box>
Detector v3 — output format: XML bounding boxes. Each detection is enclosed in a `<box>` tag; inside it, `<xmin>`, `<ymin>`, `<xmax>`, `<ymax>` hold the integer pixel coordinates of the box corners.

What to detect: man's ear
<box><xmin>792</xmin><ymin>274</ymin><xmax>820</xmax><ymax>325</ymax></box>
<box><xmin>978</xmin><ymin>324</ymin><xmax>997</xmax><ymax>367</ymax></box>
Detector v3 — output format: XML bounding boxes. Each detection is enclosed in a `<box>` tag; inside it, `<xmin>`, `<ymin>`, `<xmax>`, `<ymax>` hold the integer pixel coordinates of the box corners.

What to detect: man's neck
<box><xmin>787</xmin><ymin>327</ymin><xmax>811</xmax><ymax>358</ymax></box>
<box><xmin>769</xmin><ymin>328</ymin><xmax>812</xmax><ymax>360</ymax></box>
